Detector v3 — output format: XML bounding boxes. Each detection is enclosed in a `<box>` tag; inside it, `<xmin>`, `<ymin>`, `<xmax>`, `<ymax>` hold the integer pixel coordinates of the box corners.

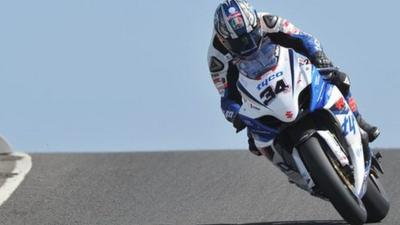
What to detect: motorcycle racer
<box><xmin>207</xmin><ymin>0</ymin><xmax>380</xmax><ymax>155</ymax></box>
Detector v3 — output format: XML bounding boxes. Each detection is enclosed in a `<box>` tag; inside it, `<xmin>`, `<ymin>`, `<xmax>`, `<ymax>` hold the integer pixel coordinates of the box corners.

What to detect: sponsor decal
<box><xmin>209</xmin><ymin>57</ymin><xmax>224</xmax><ymax>73</ymax></box>
<box><xmin>259</xmin><ymin>79</ymin><xmax>289</xmax><ymax>106</ymax></box>
<box><xmin>228</xmin><ymin>7</ymin><xmax>237</xmax><ymax>14</ymax></box>
<box><xmin>217</xmin><ymin>87</ymin><xmax>225</xmax><ymax>95</ymax></box>
<box><xmin>215</xmin><ymin>77</ymin><xmax>226</xmax><ymax>83</ymax></box>
<box><xmin>348</xmin><ymin>97</ymin><xmax>358</xmax><ymax>112</ymax></box>
<box><xmin>282</xmin><ymin>20</ymin><xmax>300</xmax><ymax>35</ymax></box>
<box><xmin>212</xmin><ymin>76</ymin><xmax>222</xmax><ymax>85</ymax></box>
<box><xmin>212</xmin><ymin>73</ymin><xmax>226</xmax><ymax>95</ymax></box>
<box><xmin>335</xmin><ymin>97</ymin><xmax>345</xmax><ymax>110</ymax></box>
<box><xmin>285</xmin><ymin>111</ymin><xmax>294</xmax><ymax>119</ymax></box>
<box><xmin>341</xmin><ymin>115</ymin><xmax>356</xmax><ymax>136</ymax></box>
<box><xmin>229</xmin><ymin>16</ymin><xmax>244</xmax><ymax>30</ymax></box>
<box><xmin>224</xmin><ymin>110</ymin><xmax>235</xmax><ymax>120</ymax></box>
<box><xmin>290</xmin><ymin>27</ymin><xmax>300</xmax><ymax>35</ymax></box>
<box><xmin>250</xmin><ymin>104</ymin><xmax>261</xmax><ymax>110</ymax></box>
<box><xmin>227</xmin><ymin>7</ymin><xmax>244</xmax><ymax>30</ymax></box>
<box><xmin>330</xmin><ymin>97</ymin><xmax>349</xmax><ymax>115</ymax></box>
<box><xmin>257</xmin><ymin>71</ymin><xmax>284</xmax><ymax>90</ymax></box>
<box><xmin>298</xmin><ymin>57</ymin><xmax>309</xmax><ymax>66</ymax></box>
<box><xmin>283</xmin><ymin>20</ymin><xmax>290</xmax><ymax>28</ymax></box>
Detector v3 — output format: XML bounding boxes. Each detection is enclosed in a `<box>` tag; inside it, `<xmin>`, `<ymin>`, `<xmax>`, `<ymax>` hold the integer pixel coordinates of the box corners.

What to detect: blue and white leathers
<box><xmin>208</xmin><ymin>12</ymin><xmax>324</xmax><ymax>123</ymax></box>
<box><xmin>237</xmin><ymin>45</ymin><xmax>369</xmax><ymax>199</ymax></box>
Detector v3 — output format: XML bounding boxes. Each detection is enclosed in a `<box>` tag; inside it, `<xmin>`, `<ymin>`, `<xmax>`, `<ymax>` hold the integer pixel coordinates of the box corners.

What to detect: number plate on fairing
<box><xmin>237</xmin><ymin>47</ymin><xmax>312</xmax><ymax>123</ymax></box>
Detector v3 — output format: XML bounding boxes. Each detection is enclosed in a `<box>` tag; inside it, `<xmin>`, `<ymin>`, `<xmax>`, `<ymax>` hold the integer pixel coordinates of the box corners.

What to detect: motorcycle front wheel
<box><xmin>362</xmin><ymin>173</ymin><xmax>390</xmax><ymax>223</ymax></box>
<box><xmin>298</xmin><ymin>136</ymin><xmax>367</xmax><ymax>225</ymax></box>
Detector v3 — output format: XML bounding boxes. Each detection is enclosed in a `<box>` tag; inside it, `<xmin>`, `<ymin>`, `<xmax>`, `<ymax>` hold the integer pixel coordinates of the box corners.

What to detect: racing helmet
<box><xmin>214</xmin><ymin>0</ymin><xmax>262</xmax><ymax>56</ymax></box>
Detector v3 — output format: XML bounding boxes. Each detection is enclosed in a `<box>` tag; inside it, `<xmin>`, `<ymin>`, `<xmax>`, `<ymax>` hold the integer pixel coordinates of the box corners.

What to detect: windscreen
<box><xmin>236</xmin><ymin>40</ymin><xmax>279</xmax><ymax>79</ymax></box>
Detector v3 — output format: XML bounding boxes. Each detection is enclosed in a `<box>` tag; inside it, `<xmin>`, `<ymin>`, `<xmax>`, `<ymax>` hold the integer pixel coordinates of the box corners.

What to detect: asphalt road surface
<box><xmin>0</xmin><ymin>150</ymin><xmax>398</xmax><ymax>225</ymax></box>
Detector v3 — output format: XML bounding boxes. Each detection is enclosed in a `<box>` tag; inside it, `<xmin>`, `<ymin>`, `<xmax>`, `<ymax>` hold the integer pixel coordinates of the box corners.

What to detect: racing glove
<box><xmin>311</xmin><ymin>51</ymin><xmax>333</xmax><ymax>68</ymax></box>
<box><xmin>233</xmin><ymin>115</ymin><xmax>246</xmax><ymax>133</ymax></box>
<box><xmin>232</xmin><ymin>112</ymin><xmax>261</xmax><ymax>156</ymax></box>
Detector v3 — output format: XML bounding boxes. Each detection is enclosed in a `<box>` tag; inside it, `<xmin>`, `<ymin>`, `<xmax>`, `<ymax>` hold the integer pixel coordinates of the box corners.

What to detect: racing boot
<box><xmin>233</xmin><ymin>116</ymin><xmax>262</xmax><ymax>156</ymax></box>
<box><xmin>361</xmin><ymin>131</ymin><xmax>372</xmax><ymax>166</ymax></box>
<box><xmin>248</xmin><ymin>133</ymin><xmax>262</xmax><ymax>156</ymax></box>
<box><xmin>346</xmin><ymin>94</ymin><xmax>380</xmax><ymax>143</ymax></box>
<box><xmin>325</xmin><ymin>68</ymin><xmax>380</xmax><ymax>142</ymax></box>
<box><xmin>247</xmin><ymin>132</ymin><xmax>262</xmax><ymax>156</ymax></box>
<box><xmin>363</xmin><ymin>134</ymin><xmax>385</xmax><ymax>176</ymax></box>
<box><xmin>356</xmin><ymin>114</ymin><xmax>380</xmax><ymax>142</ymax></box>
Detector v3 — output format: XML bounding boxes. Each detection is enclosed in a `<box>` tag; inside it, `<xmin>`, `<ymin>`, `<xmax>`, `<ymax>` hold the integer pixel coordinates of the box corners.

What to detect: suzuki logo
<box><xmin>285</xmin><ymin>111</ymin><xmax>293</xmax><ymax>119</ymax></box>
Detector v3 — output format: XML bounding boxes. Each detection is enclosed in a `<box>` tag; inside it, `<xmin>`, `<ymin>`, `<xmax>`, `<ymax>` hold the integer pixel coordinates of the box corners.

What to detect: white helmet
<box><xmin>214</xmin><ymin>0</ymin><xmax>262</xmax><ymax>56</ymax></box>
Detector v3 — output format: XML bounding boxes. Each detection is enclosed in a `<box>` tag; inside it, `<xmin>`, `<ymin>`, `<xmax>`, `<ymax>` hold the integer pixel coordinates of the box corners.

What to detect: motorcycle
<box><xmin>235</xmin><ymin>41</ymin><xmax>390</xmax><ymax>224</ymax></box>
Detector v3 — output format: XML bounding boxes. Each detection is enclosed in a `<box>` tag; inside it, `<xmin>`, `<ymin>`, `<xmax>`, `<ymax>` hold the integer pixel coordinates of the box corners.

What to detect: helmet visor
<box><xmin>226</xmin><ymin>26</ymin><xmax>262</xmax><ymax>56</ymax></box>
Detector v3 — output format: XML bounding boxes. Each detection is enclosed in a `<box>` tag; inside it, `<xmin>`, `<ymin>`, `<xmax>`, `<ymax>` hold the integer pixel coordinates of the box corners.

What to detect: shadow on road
<box><xmin>200</xmin><ymin>220</ymin><xmax>347</xmax><ymax>225</ymax></box>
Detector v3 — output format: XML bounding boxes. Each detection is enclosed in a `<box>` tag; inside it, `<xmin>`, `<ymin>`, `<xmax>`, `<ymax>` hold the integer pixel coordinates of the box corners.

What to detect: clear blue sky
<box><xmin>0</xmin><ymin>0</ymin><xmax>399</xmax><ymax>152</ymax></box>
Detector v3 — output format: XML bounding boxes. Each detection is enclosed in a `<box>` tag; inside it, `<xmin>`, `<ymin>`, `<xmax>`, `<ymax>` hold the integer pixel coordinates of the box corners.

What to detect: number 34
<box><xmin>259</xmin><ymin>79</ymin><xmax>289</xmax><ymax>105</ymax></box>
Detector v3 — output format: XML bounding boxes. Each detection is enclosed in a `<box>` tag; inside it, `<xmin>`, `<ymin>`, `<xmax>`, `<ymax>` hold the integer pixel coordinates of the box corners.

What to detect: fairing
<box><xmin>238</xmin><ymin>47</ymin><xmax>311</xmax><ymax>145</ymax></box>
<box><xmin>238</xmin><ymin>48</ymin><xmax>310</xmax><ymax>122</ymax></box>
<box><xmin>237</xmin><ymin>46</ymin><xmax>368</xmax><ymax>198</ymax></box>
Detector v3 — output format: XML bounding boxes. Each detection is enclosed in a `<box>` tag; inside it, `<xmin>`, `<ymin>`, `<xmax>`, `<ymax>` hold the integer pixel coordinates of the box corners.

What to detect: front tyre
<box><xmin>362</xmin><ymin>174</ymin><xmax>390</xmax><ymax>223</ymax></box>
<box><xmin>298</xmin><ymin>136</ymin><xmax>367</xmax><ymax>225</ymax></box>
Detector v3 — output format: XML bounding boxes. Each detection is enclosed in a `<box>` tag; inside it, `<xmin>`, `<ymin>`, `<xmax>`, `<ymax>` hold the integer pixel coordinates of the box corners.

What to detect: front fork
<box><xmin>361</xmin><ymin>129</ymin><xmax>385</xmax><ymax>177</ymax></box>
<box><xmin>360</xmin><ymin>130</ymin><xmax>372</xmax><ymax>166</ymax></box>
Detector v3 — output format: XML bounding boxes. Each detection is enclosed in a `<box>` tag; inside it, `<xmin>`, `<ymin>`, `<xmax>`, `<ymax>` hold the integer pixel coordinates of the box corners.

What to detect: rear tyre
<box><xmin>362</xmin><ymin>174</ymin><xmax>390</xmax><ymax>223</ymax></box>
<box><xmin>298</xmin><ymin>136</ymin><xmax>367</xmax><ymax>225</ymax></box>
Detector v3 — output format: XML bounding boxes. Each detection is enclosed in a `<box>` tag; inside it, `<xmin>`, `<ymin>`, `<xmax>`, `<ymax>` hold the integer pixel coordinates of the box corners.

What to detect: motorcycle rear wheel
<box><xmin>299</xmin><ymin>136</ymin><xmax>367</xmax><ymax>225</ymax></box>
